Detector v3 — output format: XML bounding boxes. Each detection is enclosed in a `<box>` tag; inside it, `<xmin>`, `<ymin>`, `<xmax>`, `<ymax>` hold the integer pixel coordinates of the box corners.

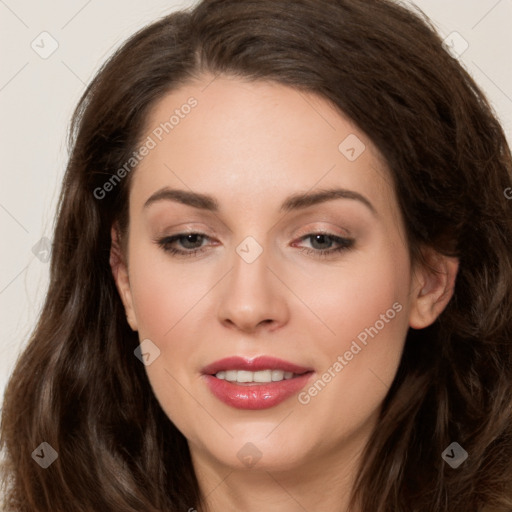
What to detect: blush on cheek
<box><xmin>312</xmin><ymin>267</ymin><xmax>407</xmax><ymax>385</ymax></box>
<box><xmin>128</xmin><ymin>254</ymin><xmax>205</xmax><ymax>337</ymax></box>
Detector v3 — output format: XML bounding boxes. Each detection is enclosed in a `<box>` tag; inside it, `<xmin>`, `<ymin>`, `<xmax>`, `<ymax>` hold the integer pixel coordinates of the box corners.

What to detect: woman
<box><xmin>1</xmin><ymin>0</ymin><xmax>511</xmax><ymax>510</ymax></box>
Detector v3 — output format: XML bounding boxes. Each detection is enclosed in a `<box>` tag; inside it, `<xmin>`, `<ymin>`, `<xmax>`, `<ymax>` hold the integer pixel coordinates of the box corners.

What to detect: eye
<box><xmin>155</xmin><ymin>232</ymin><xmax>213</xmax><ymax>258</ymax></box>
<box><xmin>293</xmin><ymin>232</ymin><xmax>355</xmax><ymax>258</ymax></box>
<box><xmin>154</xmin><ymin>231</ymin><xmax>355</xmax><ymax>259</ymax></box>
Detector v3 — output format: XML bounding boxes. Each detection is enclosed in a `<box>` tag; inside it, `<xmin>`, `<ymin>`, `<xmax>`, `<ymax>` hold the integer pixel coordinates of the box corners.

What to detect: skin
<box><xmin>110</xmin><ymin>74</ymin><xmax>458</xmax><ymax>512</ymax></box>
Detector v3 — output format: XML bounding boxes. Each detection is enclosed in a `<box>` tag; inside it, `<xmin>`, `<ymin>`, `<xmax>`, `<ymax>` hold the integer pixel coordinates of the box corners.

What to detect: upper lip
<box><xmin>202</xmin><ymin>356</ymin><xmax>313</xmax><ymax>376</ymax></box>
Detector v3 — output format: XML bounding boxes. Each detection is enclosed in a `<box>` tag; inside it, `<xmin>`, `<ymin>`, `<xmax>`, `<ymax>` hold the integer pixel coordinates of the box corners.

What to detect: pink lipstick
<box><xmin>202</xmin><ymin>356</ymin><xmax>314</xmax><ymax>410</ymax></box>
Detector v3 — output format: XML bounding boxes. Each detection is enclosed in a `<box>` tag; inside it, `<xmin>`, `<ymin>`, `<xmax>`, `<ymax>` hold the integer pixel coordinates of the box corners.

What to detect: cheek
<box><xmin>293</xmin><ymin>246</ymin><xmax>410</xmax><ymax>408</ymax></box>
<box><xmin>128</xmin><ymin>247</ymin><xmax>213</xmax><ymax>339</ymax></box>
<box><xmin>293</xmin><ymin>247</ymin><xmax>410</xmax><ymax>425</ymax></box>
<box><xmin>126</xmin><ymin>247</ymin><xmax>215</xmax><ymax>392</ymax></box>
<box><xmin>126</xmin><ymin>249</ymin><xmax>209</xmax><ymax>435</ymax></box>
<box><xmin>294</xmin><ymin>244</ymin><xmax>410</xmax><ymax>349</ymax></box>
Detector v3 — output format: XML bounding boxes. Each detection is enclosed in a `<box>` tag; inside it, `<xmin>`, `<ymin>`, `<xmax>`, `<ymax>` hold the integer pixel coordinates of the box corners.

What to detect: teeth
<box><xmin>254</xmin><ymin>370</ymin><xmax>272</xmax><ymax>382</ymax></box>
<box><xmin>271</xmin><ymin>370</ymin><xmax>284</xmax><ymax>381</ymax></box>
<box><xmin>214</xmin><ymin>369</ymin><xmax>299</xmax><ymax>383</ymax></box>
<box><xmin>237</xmin><ymin>370</ymin><xmax>253</xmax><ymax>383</ymax></box>
<box><xmin>225</xmin><ymin>370</ymin><xmax>237</xmax><ymax>381</ymax></box>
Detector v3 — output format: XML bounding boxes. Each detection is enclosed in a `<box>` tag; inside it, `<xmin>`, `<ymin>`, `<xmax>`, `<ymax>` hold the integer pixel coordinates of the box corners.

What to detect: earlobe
<box><xmin>110</xmin><ymin>224</ymin><xmax>138</xmax><ymax>331</ymax></box>
<box><xmin>408</xmin><ymin>249</ymin><xmax>459</xmax><ymax>330</ymax></box>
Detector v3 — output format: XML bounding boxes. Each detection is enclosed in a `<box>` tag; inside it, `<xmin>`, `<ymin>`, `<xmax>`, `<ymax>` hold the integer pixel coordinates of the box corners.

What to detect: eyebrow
<box><xmin>143</xmin><ymin>186</ymin><xmax>377</xmax><ymax>215</ymax></box>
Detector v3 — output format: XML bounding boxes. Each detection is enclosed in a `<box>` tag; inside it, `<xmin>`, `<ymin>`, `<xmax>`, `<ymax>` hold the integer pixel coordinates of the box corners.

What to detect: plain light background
<box><xmin>1</xmin><ymin>0</ymin><xmax>511</xmax><ymax>407</ymax></box>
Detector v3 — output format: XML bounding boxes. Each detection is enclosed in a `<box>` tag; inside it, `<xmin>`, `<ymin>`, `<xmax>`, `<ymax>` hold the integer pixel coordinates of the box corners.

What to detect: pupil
<box><xmin>182</xmin><ymin>234</ymin><xmax>202</xmax><ymax>248</ymax></box>
<box><xmin>312</xmin><ymin>234</ymin><xmax>331</xmax><ymax>250</ymax></box>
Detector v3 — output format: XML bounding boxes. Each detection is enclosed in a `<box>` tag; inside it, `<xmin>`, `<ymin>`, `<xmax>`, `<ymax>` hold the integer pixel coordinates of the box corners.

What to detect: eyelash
<box><xmin>155</xmin><ymin>231</ymin><xmax>355</xmax><ymax>259</ymax></box>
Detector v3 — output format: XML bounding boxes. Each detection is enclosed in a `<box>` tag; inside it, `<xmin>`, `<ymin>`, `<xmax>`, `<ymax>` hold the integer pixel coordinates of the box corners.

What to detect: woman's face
<box><xmin>112</xmin><ymin>74</ymin><xmax>454</xmax><ymax>476</ymax></box>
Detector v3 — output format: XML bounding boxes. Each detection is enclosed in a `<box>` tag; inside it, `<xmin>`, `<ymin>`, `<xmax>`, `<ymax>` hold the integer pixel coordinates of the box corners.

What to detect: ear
<box><xmin>110</xmin><ymin>224</ymin><xmax>138</xmax><ymax>331</ymax></box>
<box><xmin>408</xmin><ymin>247</ymin><xmax>459</xmax><ymax>329</ymax></box>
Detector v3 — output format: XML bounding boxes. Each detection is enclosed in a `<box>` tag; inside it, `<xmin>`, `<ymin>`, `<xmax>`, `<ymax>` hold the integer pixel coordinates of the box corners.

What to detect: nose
<box><xmin>216</xmin><ymin>243</ymin><xmax>290</xmax><ymax>334</ymax></box>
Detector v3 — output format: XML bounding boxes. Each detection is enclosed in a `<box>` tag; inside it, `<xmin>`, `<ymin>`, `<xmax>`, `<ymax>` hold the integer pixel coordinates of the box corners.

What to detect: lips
<box><xmin>202</xmin><ymin>356</ymin><xmax>313</xmax><ymax>376</ymax></box>
<box><xmin>201</xmin><ymin>356</ymin><xmax>315</xmax><ymax>410</ymax></box>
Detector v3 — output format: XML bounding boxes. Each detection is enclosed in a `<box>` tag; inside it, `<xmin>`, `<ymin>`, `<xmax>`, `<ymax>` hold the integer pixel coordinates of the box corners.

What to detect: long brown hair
<box><xmin>2</xmin><ymin>0</ymin><xmax>511</xmax><ymax>510</ymax></box>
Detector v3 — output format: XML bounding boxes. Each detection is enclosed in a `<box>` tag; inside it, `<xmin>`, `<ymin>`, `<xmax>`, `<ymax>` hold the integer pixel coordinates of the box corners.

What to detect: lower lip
<box><xmin>203</xmin><ymin>372</ymin><xmax>314</xmax><ymax>410</ymax></box>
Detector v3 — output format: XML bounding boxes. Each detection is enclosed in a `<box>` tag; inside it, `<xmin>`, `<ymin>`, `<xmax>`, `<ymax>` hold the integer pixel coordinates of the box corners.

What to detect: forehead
<box><xmin>129</xmin><ymin>75</ymin><xmax>396</xmax><ymax>219</ymax></box>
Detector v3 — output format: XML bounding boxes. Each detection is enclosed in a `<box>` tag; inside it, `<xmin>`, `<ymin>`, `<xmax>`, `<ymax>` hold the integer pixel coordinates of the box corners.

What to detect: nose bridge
<box><xmin>216</xmin><ymin>234</ymin><xmax>289</xmax><ymax>331</ymax></box>
<box><xmin>229</xmin><ymin>235</ymin><xmax>274</xmax><ymax>302</ymax></box>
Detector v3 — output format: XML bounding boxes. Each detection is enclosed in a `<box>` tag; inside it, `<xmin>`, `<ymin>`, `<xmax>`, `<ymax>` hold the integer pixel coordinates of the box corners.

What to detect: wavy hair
<box><xmin>2</xmin><ymin>0</ymin><xmax>512</xmax><ymax>510</ymax></box>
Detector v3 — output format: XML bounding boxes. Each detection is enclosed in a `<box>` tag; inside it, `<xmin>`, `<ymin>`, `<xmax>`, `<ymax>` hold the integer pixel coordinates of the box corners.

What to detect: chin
<box><xmin>204</xmin><ymin>433</ymin><xmax>312</xmax><ymax>473</ymax></box>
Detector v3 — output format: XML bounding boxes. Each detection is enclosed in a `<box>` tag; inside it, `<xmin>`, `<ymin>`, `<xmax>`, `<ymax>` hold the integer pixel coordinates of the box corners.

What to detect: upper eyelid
<box><xmin>159</xmin><ymin>220</ymin><xmax>352</xmax><ymax>238</ymax></box>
